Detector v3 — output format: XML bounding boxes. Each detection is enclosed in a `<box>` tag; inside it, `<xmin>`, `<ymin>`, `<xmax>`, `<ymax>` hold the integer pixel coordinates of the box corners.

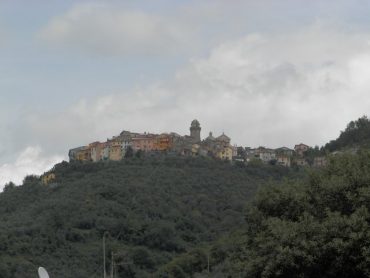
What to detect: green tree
<box><xmin>218</xmin><ymin>151</ymin><xmax>370</xmax><ymax>278</ymax></box>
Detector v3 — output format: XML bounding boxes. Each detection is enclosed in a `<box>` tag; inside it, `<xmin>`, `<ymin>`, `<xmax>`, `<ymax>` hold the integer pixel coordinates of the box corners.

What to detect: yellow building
<box><xmin>41</xmin><ymin>172</ymin><xmax>56</xmax><ymax>185</ymax></box>
<box><xmin>69</xmin><ymin>146</ymin><xmax>91</xmax><ymax>161</ymax></box>
<box><xmin>108</xmin><ymin>138</ymin><xmax>124</xmax><ymax>161</ymax></box>
<box><xmin>154</xmin><ymin>134</ymin><xmax>172</xmax><ymax>151</ymax></box>
<box><xmin>192</xmin><ymin>144</ymin><xmax>200</xmax><ymax>156</ymax></box>
<box><xmin>89</xmin><ymin>142</ymin><xmax>103</xmax><ymax>162</ymax></box>
<box><xmin>216</xmin><ymin>146</ymin><xmax>233</xmax><ymax>160</ymax></box>
<box><xmin>76</xmin><ymin>147</ymin><xmax>92</xmax><ymax>161</ymax></box>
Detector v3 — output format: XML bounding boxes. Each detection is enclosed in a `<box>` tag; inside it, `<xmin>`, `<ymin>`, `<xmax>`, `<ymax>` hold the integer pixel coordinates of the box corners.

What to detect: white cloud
<box><xmin>0</xmin><ymin>147</ymin><xmax>64</xmax><ymax>190</ymax></box>
<box><xmin>38</xmin><ymin>3</ymin><xmax>196</xmax><ymax>56</ymax></box>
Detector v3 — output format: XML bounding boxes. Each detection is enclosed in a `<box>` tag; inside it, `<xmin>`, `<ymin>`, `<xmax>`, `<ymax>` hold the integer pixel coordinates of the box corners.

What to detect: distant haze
<box><xmin>1</xmin><ymin>0</ymin><xmax>370</xmax><ymax>187</ymax></box>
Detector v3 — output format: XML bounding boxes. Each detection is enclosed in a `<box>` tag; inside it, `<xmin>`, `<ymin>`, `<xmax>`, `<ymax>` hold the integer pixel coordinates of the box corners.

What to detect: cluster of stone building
<box><xmin>69</xmin><ymin>120</ymin><xmax>235</xmax><ymax>162</ymax></box>
<box><xmin>68</xmin><ymin>119</ymin><xmax>327</xmax><ymax>167</ymax></box>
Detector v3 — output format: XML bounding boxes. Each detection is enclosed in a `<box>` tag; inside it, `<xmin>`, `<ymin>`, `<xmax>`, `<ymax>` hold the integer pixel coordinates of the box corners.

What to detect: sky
<box><xmin>1</xmin><ymin>0</ymin><xmax>370</xmax><ymax>187</ymax></box>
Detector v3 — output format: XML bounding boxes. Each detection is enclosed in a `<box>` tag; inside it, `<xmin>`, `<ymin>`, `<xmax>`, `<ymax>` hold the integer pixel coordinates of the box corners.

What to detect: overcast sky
<box><xmin>1</xmin><ymin>0</ymin><xmax>370</xmax><ymax>187</ymax></box>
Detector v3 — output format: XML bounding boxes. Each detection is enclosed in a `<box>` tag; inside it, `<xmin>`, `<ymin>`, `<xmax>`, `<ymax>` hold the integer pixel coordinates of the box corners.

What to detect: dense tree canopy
<box><xmin>0</xmin><ymin>156</ymin><xmax>298</xmax><ymax>277</ymax></box>
<box><xmin>204</xmin><ymin>151</ymin><xmax>370</xmax><ymax>277</ymax></box>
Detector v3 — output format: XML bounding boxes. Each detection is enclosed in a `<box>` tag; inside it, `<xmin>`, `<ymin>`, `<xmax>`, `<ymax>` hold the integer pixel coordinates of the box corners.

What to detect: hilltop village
<box><xmin>68</xmin><ymin>120</ymin><xmax>327</xmax><ymax>168</ymax></box>
<box><xmin>69</xmin><ymin>120</ymin><xmax>233</xmax><ymax>162</ymax></box>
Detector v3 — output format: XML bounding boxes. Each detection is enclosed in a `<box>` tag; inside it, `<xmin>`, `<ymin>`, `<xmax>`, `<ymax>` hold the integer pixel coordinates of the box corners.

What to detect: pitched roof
<box><xmin>216</xmin><ymin>133</ymin><xmax>230</xmax><ymax>142</ymax></box>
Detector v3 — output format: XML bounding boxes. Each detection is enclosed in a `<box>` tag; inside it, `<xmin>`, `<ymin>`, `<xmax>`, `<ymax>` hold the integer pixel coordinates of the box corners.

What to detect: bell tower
<box><xmin>190</xmin><ymin>119</ymin><xmax>201</xmax><ymax>143</ymax></box>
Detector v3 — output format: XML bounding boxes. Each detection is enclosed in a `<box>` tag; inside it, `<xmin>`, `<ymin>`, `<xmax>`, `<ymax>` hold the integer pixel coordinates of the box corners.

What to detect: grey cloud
<box><xmin>4</xmin><ymin>24</ymin><xmax>370</xmax><ymax>187</ymax></box>
<box><xmin>36</xmin><ymin>1</ymin><xmax>370</xmax><ymax>59</ymax></box>
<box><xmin>38</xmin><ymin>3</ymin><xmax>197</xmax><ymax>56</ymax></box>
<box><xmin>4</xmin><ymin>1</ymin><xmax>370</xmax><ymax>187</ymax></box>
<box><xmin>24</xmin><ymin>26</ymin><xmax>370</xmax><ymax>153</ymax></box>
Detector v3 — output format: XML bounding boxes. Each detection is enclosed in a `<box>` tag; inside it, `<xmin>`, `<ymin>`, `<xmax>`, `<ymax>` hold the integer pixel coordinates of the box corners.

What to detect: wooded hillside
<box><xmin>0</xmin><ymin>156</ymin><xmax>299</xmax><ymax>277</ymax></box>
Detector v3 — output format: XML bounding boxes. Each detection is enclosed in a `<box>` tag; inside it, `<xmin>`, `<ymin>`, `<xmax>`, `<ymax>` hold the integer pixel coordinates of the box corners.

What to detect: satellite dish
<box><xmin>38</xmin><ymin>267</ymin><xmax>50</xmax><ymax>278</ymax></box>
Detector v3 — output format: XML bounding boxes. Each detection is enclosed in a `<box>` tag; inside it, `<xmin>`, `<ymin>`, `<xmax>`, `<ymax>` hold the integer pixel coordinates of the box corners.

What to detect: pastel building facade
<box><xmin>155</xmin><ymin>134</ymin><xmax>173</xmax><ymax>151</ymax></box>
<box><xmin>200</xmin><ymin>132</ymin><xmax>233</xmax><ymax>160</ymax></box>
<box><xmin>256</xmin><ymin>147</ymin><xmax>276</xmax><ymax>163</ymax></box>
<box><xmin>41</xmin><ymin>172</ymin><xmax>56</xmax><ymax>185</ymax></box>
<box><xmin>90</xmin><ymin>142</ymin><xmax>103</xmax><ymax>162</ymax></box>
<box><xmin>108</xmin><ymin>137</ymin><xmax>125</xmax><ymax>161</ymax></box>
<box><xmin>277</xmin><ymin>155</ymin><xmax>291</xmax><ymax>167</ymax></box>
<box><xmin>69</xmin><ymin>146</ymin><xmax>91</xmax><ymax>162</ymax></box>
<box><xmin>100</xmin><ymin>143</ymin><xmax>110</xmax><ymax>161</ymax></box>
<box><xmin>217</xmin><ymin>146</ymin><xmax>233</xmax><ymax>160</ymax></box>
<box><xmin>69</xmin><ymin>120</ymin><xmax>235</xmax><ymax>162</ymax></box>
<box><xmin>313</xmin><ymin>156</ymin><xmax>327</xmax><ymax>167</ymax></box>
<box><xmin>294</xmin><ymin>143</ymin><xmax>310</xmax><ymax>157</ymax></box>
<box><xmin>276</xmin><ymin>147</ymin><xmax>294</xmax><ymax>167</ymax></box>
<box><xmin>68</xmin><ymin>120</ymin><xmax>326</xmax><ymax>167</ymax></box>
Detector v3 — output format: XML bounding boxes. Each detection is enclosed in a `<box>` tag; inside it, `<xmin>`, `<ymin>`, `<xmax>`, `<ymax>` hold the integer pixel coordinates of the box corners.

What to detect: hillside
<box><xmin>324</xmin><ymin>116</ymin><xmax>370</xmax><ymax>152</ymax></box>
<box><xmin>202</xmin><ymin>151</ymin><xmax>370</xmax><ymax>277</ymax></box>
<box><xmin>0</xmin><ymin>156</ymin><xmax>301</xmax><ymax>277</ymax></box>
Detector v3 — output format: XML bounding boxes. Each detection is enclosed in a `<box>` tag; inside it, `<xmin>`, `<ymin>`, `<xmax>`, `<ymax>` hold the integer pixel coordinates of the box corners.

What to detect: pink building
<box><xmin>294</xmin><ymin>143</ymin><xmax>310</xmax><ymax>157</ymax></box>
<box><xmin>132</xmin><ymin>134</ymin><xmax>157</xmax><ymax>152</ymax></box>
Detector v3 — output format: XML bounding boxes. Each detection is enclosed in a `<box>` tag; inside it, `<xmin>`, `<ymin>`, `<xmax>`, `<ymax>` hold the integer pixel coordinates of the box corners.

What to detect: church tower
<box><xmin>190</xmin><ymin>119</ymin><xmax>201</xmax><ymax>143</ymax></box>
